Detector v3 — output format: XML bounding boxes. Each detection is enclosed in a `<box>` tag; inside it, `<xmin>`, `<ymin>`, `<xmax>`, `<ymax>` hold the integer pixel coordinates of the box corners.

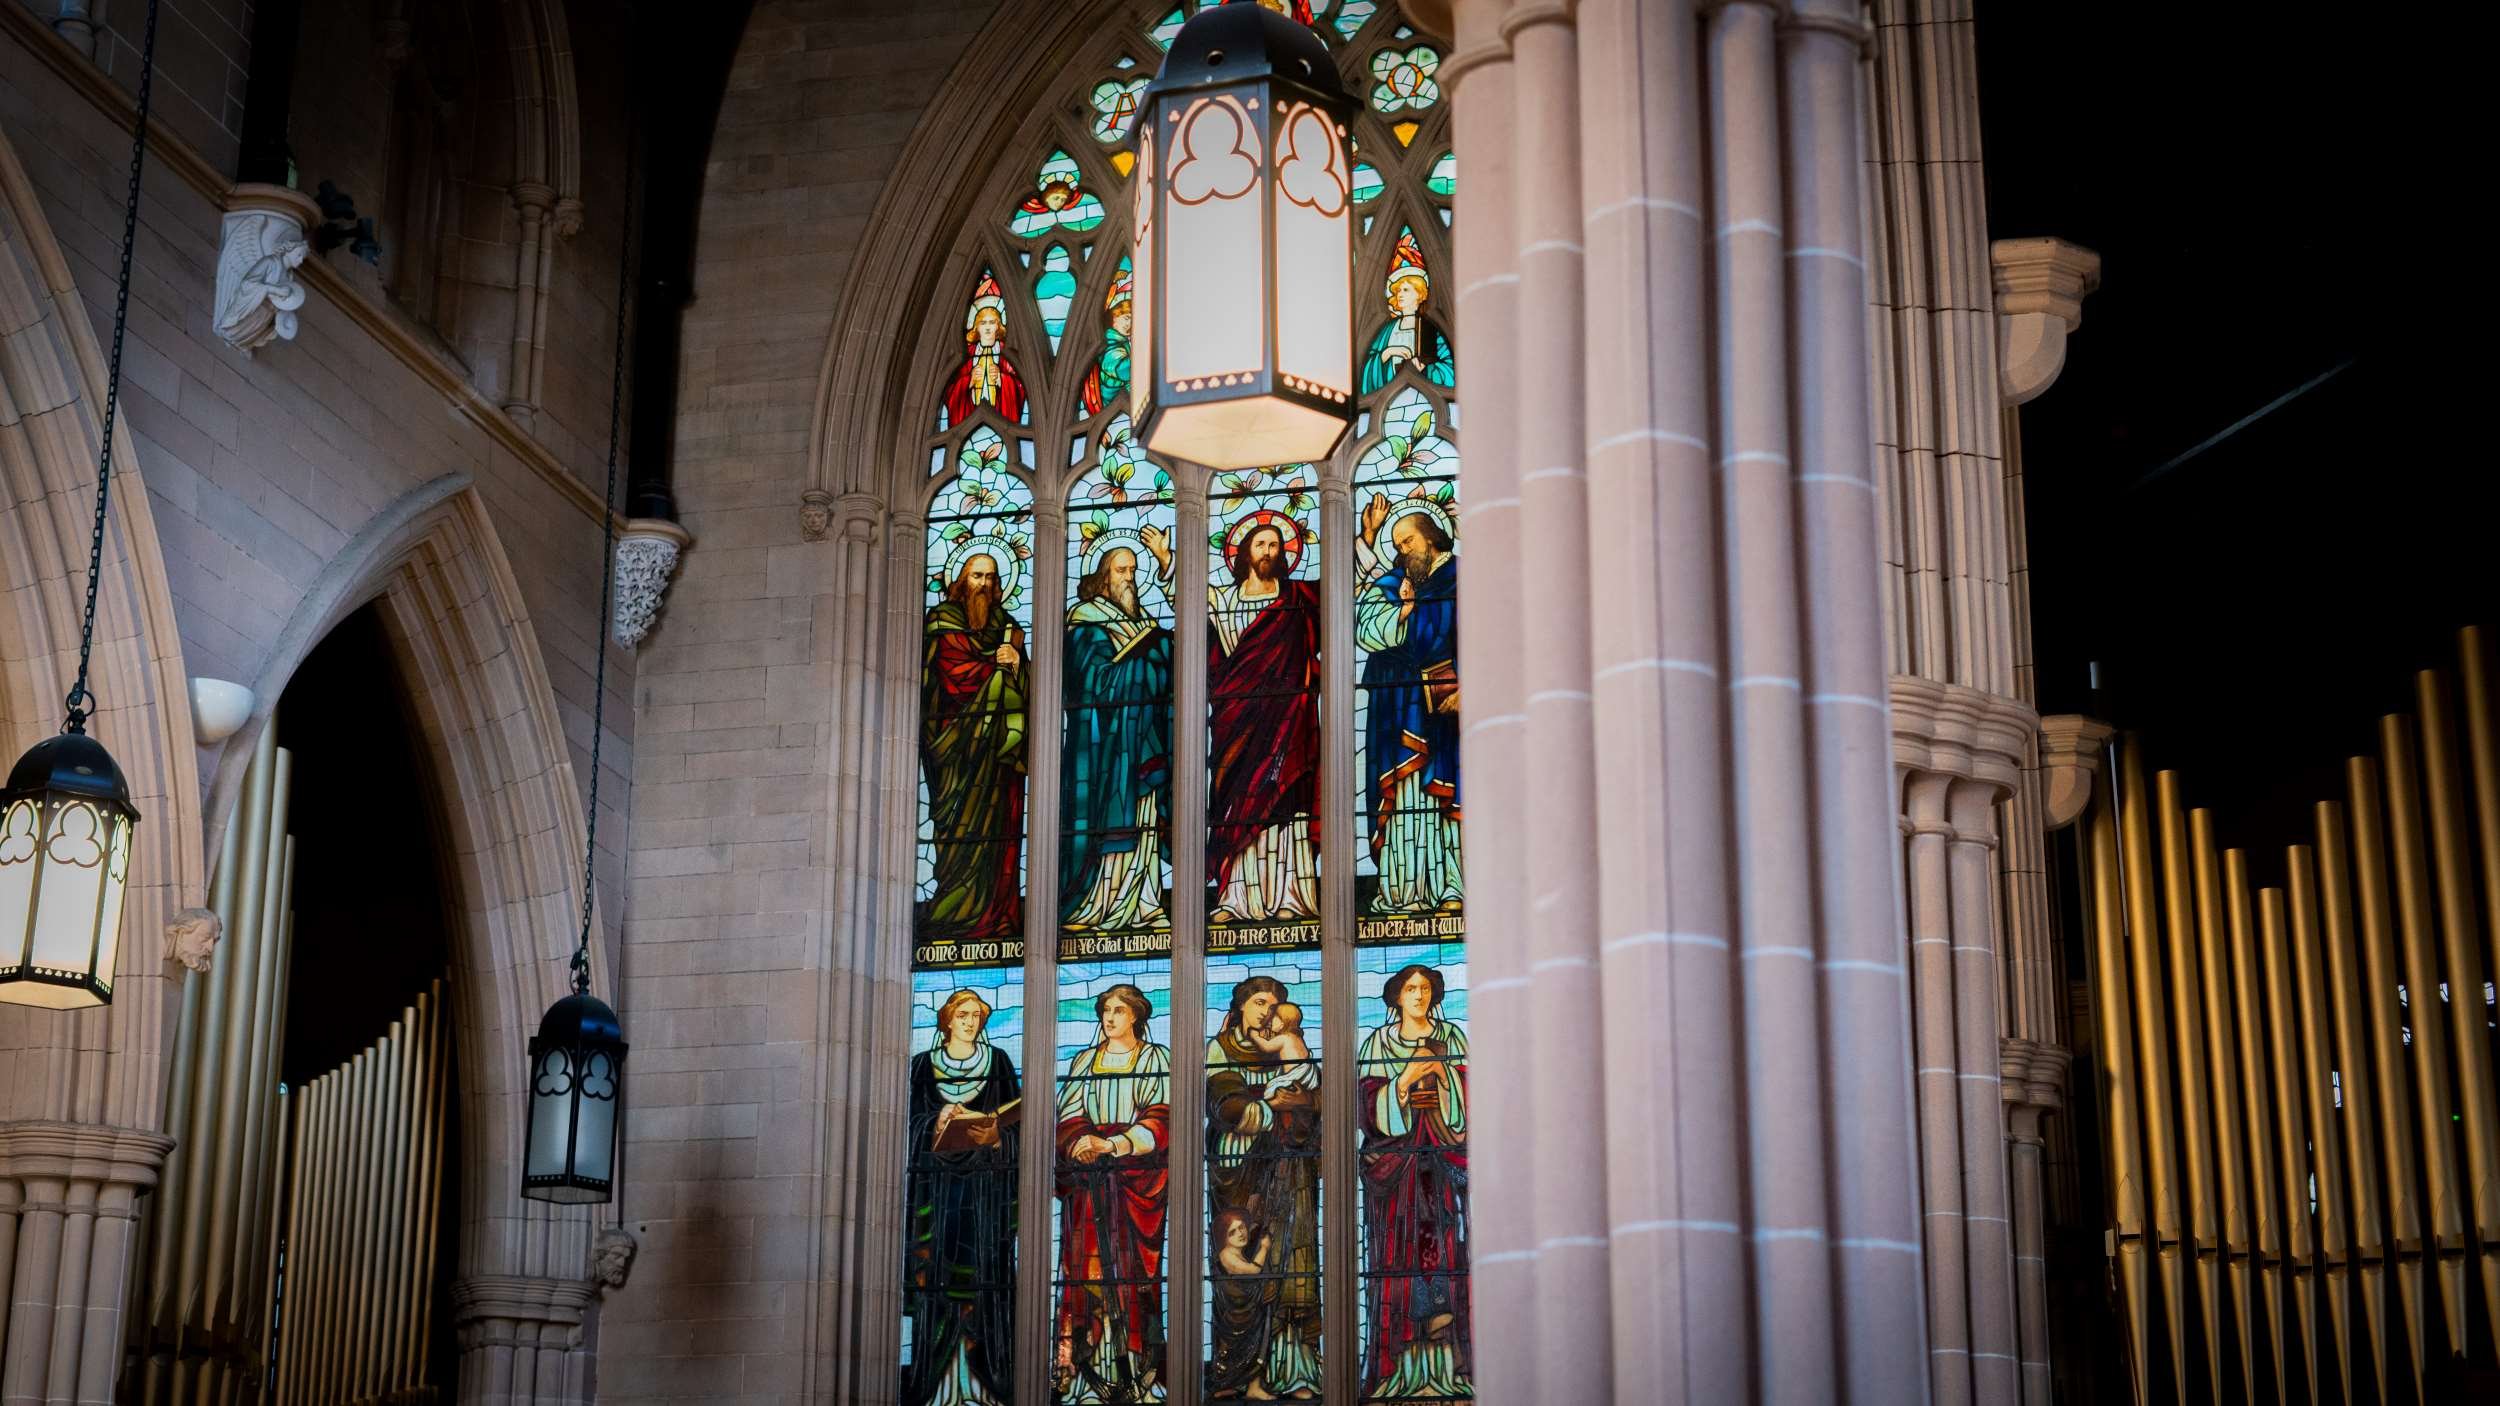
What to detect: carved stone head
<box><xmin>593</xmin><ymin>1227</ymin><xmax>638</xmax><ymax>1289</ymax></box>
<box><xmin>166</xmin><ymin>907</ymin><xmax>222</xmax><ymax>974</ymax></box>
<box><xmin>798</xmin><ymin>490</ymin><xmax>836</xmax><ymax>542</ymax></box>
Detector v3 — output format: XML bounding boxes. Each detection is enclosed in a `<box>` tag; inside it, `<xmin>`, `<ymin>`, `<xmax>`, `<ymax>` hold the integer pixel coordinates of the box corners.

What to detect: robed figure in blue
<box><xmin>1060</xmin><ymin>533</ymin><xmax>1176</xmax><ymax>932</ymax></box>
<box><xmin>1355</xmin><ymin>496</ymin><xmax>1462</xmax><ymax>913</ymax></box>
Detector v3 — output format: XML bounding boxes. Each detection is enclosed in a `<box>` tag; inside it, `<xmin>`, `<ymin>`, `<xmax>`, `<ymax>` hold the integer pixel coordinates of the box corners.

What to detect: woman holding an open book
<box><xmin>905</xmin><ymin>987</ymin><xmax>1022</xmax><ymax>1406</ymax></box>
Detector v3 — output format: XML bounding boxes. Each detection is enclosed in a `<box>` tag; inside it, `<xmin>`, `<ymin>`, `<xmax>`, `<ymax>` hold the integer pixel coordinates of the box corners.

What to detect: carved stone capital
<box><xmin>612</xmin><ymin>519</ymin><xmax>692</xmax><ymax>651</ymax></box>
<box><xmin>1993</xmin><ymin>236</ymin><xmax>2101</xmax><ymax>406</ymax></box>
<box><xmin>451</xmin><ymin>1273</ymin><xmax>597</xmax><ymax>1353</ymax></box>
<box><xmin>511</xmin><ymin>181</ymin><xmax>558</xmax><ymax>219</ymax></box>
<box><xmin>1890</xmin><ymin>675</ymin><xmax>2037</xmax><ymax>799</ymax></box>
<box><xmin>0</xmin><ymin>1119</ymin><xmax>175</xmax><ymax>1198</ymax></box>
<box><xmin>214</xmin><ymin>184</ymin><xmax>320</xmax><ymax>354</ymax></box>
<box><xmin>2037</xmin><ymin>714</ymin><xmax>2115</xmax><ymax>830</ymax></box>
<box><xmin>836</xmin><ymin>492</ymin><xmax>884</xmax><ymax>544</ymax></box>
<box><xmin>1998</xmin><ymin>1037</ymin><xmax>2072</xmax><ymax>1123</ymax></box>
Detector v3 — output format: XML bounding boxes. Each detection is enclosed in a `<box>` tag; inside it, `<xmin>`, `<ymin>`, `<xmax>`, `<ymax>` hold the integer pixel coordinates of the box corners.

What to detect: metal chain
<box><xmin>64</xmin><ymin>0</ymin><xmax>165</xmax><ymax>735</ymax></box>
<box><xmin>573</xmin><ymin>82</ymin><xmax>641</xmax><ymax>994</ymax></box>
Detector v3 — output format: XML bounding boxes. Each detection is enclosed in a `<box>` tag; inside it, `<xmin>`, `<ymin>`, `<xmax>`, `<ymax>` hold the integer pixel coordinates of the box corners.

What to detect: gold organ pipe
<box><xmin>2463</xmin><ymin>628</ymin><xmax>2500</xmax><ymax>1004</ymax></box>
<box><xmin>230</xmin><ymin>828</ymin><xmax>293</xmax><ymax>1325</ymax></box>
<box><xmin>271</xmin><ymin>1085</ymin><xmax>307</xmax><ymax>1405</ymax></box>
<box><xmin>2225</xmin><ymin>849</ymin><xmax>2289</xmax><ymax>1398</ymax></box>
<box><xmin>407</xmin><ymin>983</ymin><xmax>447</xmax><ymax>1385</ymax></box>
<box><xmin>207</xmin><ymin>745</ymin><xmax>290</xmax><ymax>1330</ymax></box>
<box><xmin>255</xmin><ymin>1086</ymin><xmax>289</xmax><ymax>1406</ymax></box>
<box><xmin>197</xmin><ymin>731</ymin><xmax>278</xmax><ymax>1334</ymax></box>
<box><xmin>2114</xmin><ymin>741</ymin><xmax>2191</xmax><ymax>1397</ymax></box>
<box><xmin>2086</xmin><ymin>789</ymin><xmax>2155</xmax><ymax>1395</ymax></box>
<box><xmin>2348</xmin><ymin>756</ymin><xmax>2430</xmax><ymax>1399</ymax></box>
<box><xmin>2189</xmin><ymin>808</ymin><xmax>2257</xmax><ymax>1398</ymax></box>
<box><xmin>2154</xmin><ymin>771</ymin><xmax>2225</xmax><ymax>1398</ymax></box>
<box><xmin>2412</xmin><ymin>667</ymin><xmax>2500</xmax><ymax>1357</ymax></box>
<box><xmin>145</xmin><ymin>737</ymin><xmax>241</xmax><ymax>1326</ymax></box>
<box><xmin>2314</xmin><ymin>800</ymin><xmax>2394</xmax><ymax>1396</ymax></box>
<box><xmin>376</xmin><ymin>995</ymin><xmax>418</xmax><ymax>1392</ymax></box>
<box><xmin>2379</xmin><ymin>713</ymin><xmax>2471</xmax><ymax>1351</ymax></box>
<box><xmin>412</xmin><ymin>986</ymin><xmax>450</xmax><ymax>1387</ymax></box>
<box><xmin>2257</xmin><ymin>883</ymin><xmax>2320</xmax><ymax>1402</ymax></box>
<box><xmin>2286</xmin><ymin>845</ymin><xmax>2357</xmax><ymax>1402</ymax></box>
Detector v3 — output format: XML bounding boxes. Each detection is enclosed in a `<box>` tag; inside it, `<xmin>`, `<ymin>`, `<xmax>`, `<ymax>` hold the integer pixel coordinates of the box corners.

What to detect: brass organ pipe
<box><xmin>2085</xmin><ymin>790</ymin><xmax>2155</xmax><ymax>1396</ymax></box>
<box><xmin>297</xmin><ymin>1060</ymin><xmax>333</xmax><ymax>1406</ymax></box>
<box><xmin>383</xmin><ymin>999</ymin><xmax>421</xmax><ymax>1396</ymax></box>
<box><xmin>353</xmin><ymin>1034</ymin><xmax>391</xmax><ymax>1401</ymax></box>
<box><xmin>2412</xmin><ymin>667</ymin><xmax>2500</xmax><ymax>1358</ymax></box>
<box><xmin>411</xmin><ymin>984</ymin><xmax>449</xmax><ymax>1387</ymax></box>
<box><xmin>210</xmin><ymin>747</ymin><xmax>291</xmax><ymax>1332</ymax></box>
<box><xmin>198</xmin><ymin>735</ymin><xmax>279</xmax><ymax>1334</ymax></box>
<box><xmin>2189</xmin><ymin>808</ymin><xmax>2257</xmax><ymax>1398</ymax></box>
<box><xmin>2379</xmin><ymin>713</ymin><xmax>2471</xmax><ymax>1352</ymax></box>
<box><xmin>146</xmin><ymin>746</ymin><xmax>241</xmax><ymax>1326</ymax></box>
<box><xmin>2257</xmin><ymin>883</ymin><xmax>2321</xmax><ymax>1402</ymax></box>
<box><xmin>2462</xmin><ymin>628</ymin><xmax>2500</xmax><ymax>999</ymax></box>
<box><xmin>234</xmin><ymin>836</ymin><xmax>295</xmax><ymax>1328</ymax></box>
<box><xmin>2114</xmin><ymin>741</ymin><xmax>2191</xmax><ymax>1396</ymax></box>
<box><xmin>2225</xmin><ymin>849</ymin><xmax>2290</xmax><ymax>1398</ymax></box>
<box><xmin>2287</xmin><ymin>846</ymin><xmax>2358</xmax><ymax>1402</ymax></box>
<box><xmin>2347</xmin><ymin>756</ymin><xmax>2430</xmax><ymax>1398</ymax></box>
<box><xmin>277</xmin><ymin>1076</ymin><xmax>320</xmax><ymax>1404</ymax></box>
<box><xmin>2314</xmin><ymin>800</ymin><xmax>2394</xmax><ymax>1395</ymax></box>
<box><xmin>255</xmin><ymin>1087</ymin><xmax>290</xmax><ymax>1406</ymax></box>
<box><xmin>2154</xmin><ymin>772</ymin><xmax>2225</xmax><ymax>1399</ymax></box>
<box><xmin>325</xmin><ymin>1052</ymin><xmax>368</xmax><ymax>1403</ymax></box>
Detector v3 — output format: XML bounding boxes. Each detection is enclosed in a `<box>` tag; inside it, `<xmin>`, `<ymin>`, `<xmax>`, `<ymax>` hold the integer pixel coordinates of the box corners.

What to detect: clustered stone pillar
<box><xmin>0</xmin><ymin>1122</ymin><xmax>173</xmax><ymax>1401</ymax></box>
<box><xmin>1863</xmin><ymin>2</ymin><xmax>2100</xmax><ymax>1401</ymax></box>
<box><xmin>452</xmin><ymin>1274</ymin><xmax>599</xmax><ymax>1405</ymax></box>
<box><xmin>1447</xmin><ymin>1</ymin><xmax>1927</xmax><ymax>1400</ymax></box>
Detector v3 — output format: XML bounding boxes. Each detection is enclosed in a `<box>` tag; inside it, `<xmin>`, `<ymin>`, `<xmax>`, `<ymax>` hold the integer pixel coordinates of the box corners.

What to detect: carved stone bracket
<box><xmin>1992</xmin><ymin>236</ymin><xmax>2101</xmax><ymax>406</ymax></box>
<box><xmin>214</xmin><ymin>183</ymin><xmax>320</xmax><ymax>354</ymax></box>
<box><xmin>1999</xmin><ymin>1036</ymin><xmax>2072</xmax><ymax>1125</ymax></box>
<box><xmin>2036</xmin><ymin>713</ymin><xmax>2115</xmax><ymax>830</ymax></box>
<box><xmin>611</xmin><ymin>518</ymin><xmax>692</xmax><ymax>650</ymax></box>
<box><xmin>1891</xmin><ymin>675</ymin><xmax>2038</xmax><ymax>798</ymax></box>
<box><xmin>798</xmin><ymin>488</ymin><xmax>836</xmax><ymax>541</ymax></box>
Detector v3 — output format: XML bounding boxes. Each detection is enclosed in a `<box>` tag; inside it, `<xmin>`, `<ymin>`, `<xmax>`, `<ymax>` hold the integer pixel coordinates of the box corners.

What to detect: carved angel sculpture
<box><xmin>214</xmin><ymin>209</ymin><xmax>311</xmax><ymax>353</ymax></box>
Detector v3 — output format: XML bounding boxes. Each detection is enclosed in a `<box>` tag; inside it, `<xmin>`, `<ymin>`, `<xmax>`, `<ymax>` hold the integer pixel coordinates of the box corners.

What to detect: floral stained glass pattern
<box><xmin>1367</xmin><ymin>45</ymin><xmax>1441</xmax><ymax>115</ymax></box>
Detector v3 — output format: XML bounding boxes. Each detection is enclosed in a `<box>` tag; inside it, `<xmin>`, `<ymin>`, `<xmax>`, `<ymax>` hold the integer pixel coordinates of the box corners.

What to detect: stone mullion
<box><xmin>1319</xmin><ymin>458</ymin><xmax>1358</xmax><ymax>1406</ymax></box>
<box><xmin>1020</xmin><ymin>489</ymin><xmax>1067</xmax><ymax>1406</ymax></box>
<box><xmin>1168</xmin><ymin>468</ymin><xmax>1210</xmax><ymax>1406</ymax></box>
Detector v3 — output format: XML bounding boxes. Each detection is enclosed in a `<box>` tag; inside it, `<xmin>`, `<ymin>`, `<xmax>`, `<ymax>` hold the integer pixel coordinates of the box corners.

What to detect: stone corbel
<box><xmin>1890</xmin><ymin>675</ymin><xmax>2038</xmax><ymax>798</ymax></box>
<box><xmin>612</xmin><ymin>519</ymin><xmax>692</xmax><ymax>651</ymax></box>
<box><xmin>2036</xmin><ymin>713</ymin><xmax>2115</xmax><ymax>830</ymax></box>
<box><xmin>1992</xmin><ymin>236</ymin><xmax>2101</xmax><ymax>406</ymax></box>
<box><xmin>214</xmin><ymin>183</ymin><xmax>321</xmax><ymax>354</ymax></box>
<box><xmin>1999</xmin><ymin>1036</ymin><xmax>2072</xmax><ymax>1122</ymax></box>
<box><xmin>798</xmin><ymin>488</ymin><xmax>837</xmax><ymax>542</ymax></box>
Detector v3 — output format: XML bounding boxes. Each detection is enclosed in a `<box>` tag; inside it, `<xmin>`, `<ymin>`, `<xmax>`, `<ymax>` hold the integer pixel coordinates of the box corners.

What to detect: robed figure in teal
<box><xmin>1360</xmin><ymin>230</ymin><xmax>1456</xmax><ymax>397</ymax></box>
<box><xmin>1061</xmin><ymin>531</ymin><xmax>1175</xmax><ymax>932</ymax></box>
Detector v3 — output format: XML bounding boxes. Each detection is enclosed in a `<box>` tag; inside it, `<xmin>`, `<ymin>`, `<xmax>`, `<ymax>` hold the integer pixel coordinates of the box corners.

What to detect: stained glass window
<box><xmin>905</xmin><ymin>6</ymin><xmax>1465</xmax><ymax>1402</ymax></box>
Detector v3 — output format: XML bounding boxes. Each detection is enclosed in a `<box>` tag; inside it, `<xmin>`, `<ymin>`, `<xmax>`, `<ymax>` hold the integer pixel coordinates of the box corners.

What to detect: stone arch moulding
<box><xmin>226</xmin><ymin>479</ymin><xmax>622</xmax><ymax>1282</ymax></box>
<box><xmin>0</xmin><ymin>119</ymin><xmax>205</xmax><ymax>1134</ymax></box>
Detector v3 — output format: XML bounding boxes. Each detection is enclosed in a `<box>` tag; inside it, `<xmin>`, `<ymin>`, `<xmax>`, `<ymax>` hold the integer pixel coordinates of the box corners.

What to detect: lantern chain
<box><xmin>63</xmin><ymin>0</ymin><xmax>165</xmax><ymax>737</ymax></box>
<box><xmin>573</xmin><ymin>84</ymin><xmax>641</xmax><ymax>995</ymax></box>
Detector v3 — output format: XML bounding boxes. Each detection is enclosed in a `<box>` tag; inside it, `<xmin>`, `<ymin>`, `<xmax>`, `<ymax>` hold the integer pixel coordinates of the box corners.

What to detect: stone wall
<box><xmin>598</xmin><ymin>0</ymin><xmax>994</xmax><ymax>1393</ymax></box>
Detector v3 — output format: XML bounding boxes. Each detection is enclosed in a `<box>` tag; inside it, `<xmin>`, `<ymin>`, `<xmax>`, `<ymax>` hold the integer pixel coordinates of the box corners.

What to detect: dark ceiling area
<box><xmin>1976</xmin><ymin>4</ymin><xmax>2492</xmax><ymax>864</ymax></box>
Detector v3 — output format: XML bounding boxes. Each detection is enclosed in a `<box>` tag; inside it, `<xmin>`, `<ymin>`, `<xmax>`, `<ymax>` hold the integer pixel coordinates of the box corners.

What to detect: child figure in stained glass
<box><xmin>945</xmin><ymin>273</ymin><xmax>1029</xmax><ymax>426</ymax></box>
<box><xmin>1360</xmin><ymin>230</ymin><xmax>1456</xmax><ymax>397</ymax></box>
<box><xmin>1080</xmin><ymin>263</ymin><xmax>1134</xmax><ymax>418</ymax></box>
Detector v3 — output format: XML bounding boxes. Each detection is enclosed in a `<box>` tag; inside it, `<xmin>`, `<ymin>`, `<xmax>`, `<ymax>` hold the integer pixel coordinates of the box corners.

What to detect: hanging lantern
<box><xmin>521</xmin><ymin>991</ymin><xmax>628</xmax><ymax>1203</ymax></box>
<box><xmin>0</xmin><ymin>732</ymin><xmax>139</xmax><ymax>1009</ymax></box>
<box><xmin>1132</xmin><ymin>0</ymin><xmax>1356</xmax><ymax>468</ymax></box>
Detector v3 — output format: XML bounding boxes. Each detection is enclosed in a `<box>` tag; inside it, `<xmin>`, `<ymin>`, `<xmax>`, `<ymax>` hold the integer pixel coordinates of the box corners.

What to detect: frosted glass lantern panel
<box><xmin>1272</xmin><ymin>102</ymin><xmax>1352</xmax><ymax>402</ymax></box>
<box><xmin>572</xmin><ymin>1049</ymin><xmax>620</xmax><ymax>1183</ymax></box>
<box><xmin>1159</xmin><ymin>96</ymin><xmax>1267</xmax><ymax>386</ymax></box>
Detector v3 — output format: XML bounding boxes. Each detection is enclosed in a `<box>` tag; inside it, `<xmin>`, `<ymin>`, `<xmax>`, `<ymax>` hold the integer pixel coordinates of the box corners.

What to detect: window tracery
<box><xmin>903</xmin><ymin>6</ymin><xmax>1465</xmax><ymax>1401</ymax></box>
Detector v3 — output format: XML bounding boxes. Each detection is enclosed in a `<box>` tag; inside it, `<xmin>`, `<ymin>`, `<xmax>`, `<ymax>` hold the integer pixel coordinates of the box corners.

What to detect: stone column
<box><xmin>1449</xmin><ymin>1</ymin><xmax>1926</xmax><ymax>1400</ymax></box>
<box><xmin>0</xmin><ymin>1121</ymin><xmax>172</xmax><ymax>1404</ymax></box>
<box><xmin>452</xmin><ymin>1274</ymin><xmax>598</xmax><ymax>1405</ymax></box>
<box><xmin>1863</xmin><ymin>1</ymin><xmax>2099</xmax><ymax>1400</ymax></box>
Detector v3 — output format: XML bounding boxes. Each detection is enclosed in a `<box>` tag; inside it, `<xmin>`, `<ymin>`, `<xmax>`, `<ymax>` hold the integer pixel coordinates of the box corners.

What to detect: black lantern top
<box><xmin>533</xmin><ymin>989</ymin><xmax>624</xmax><ymax>1051</ymax></box>
<box><xmin>1140</xmin><ymin>2</ymin><xmax>1354</xmax><ymax>120</ymax></box>
<box><xmin>5</xmin><ymin>731</ymin><xmax>140</xmax><ymax>816</ymax></box>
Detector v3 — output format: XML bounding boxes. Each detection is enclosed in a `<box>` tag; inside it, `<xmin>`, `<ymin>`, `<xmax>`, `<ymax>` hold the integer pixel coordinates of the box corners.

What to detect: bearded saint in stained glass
<box><xmin>945</xmin><ymin>273</ymin><xmax>1029</xmax><ymax>426</ymax></box>
<box><xmin>1061</xmin><ymin>532</ymin><xmax>1174</xmax><ymax>931</ymax></box>
<box><xmin>1079</xmin><ymin>264</ymin><xmax>1134</xmax><ymax>418</ymax></box>
<box><xmin>1360</xmin><ymin>231</ymin><xmax>1456</xmax><ymax>397</ymax></box>
<box><xmin>921</xmin><ymin>552</ymin><xmax>1028</xmax><ymax>942</ymax></box>
<box><xmin>1357</xmin><ymin>494</ymin><xmax>1461</xmax><ymax>913</ymax></box>
<box><xmin>1207</xmin><ymin>514</ymin><xmax>1322</xmax><ymax>925</ymax></box>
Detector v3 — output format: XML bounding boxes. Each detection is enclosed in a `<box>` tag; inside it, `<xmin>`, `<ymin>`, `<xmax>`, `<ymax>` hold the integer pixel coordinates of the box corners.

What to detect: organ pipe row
<box><xmin>131</xmin><ymin>725</ymin><xmax>299</xmax><ymax>1401</ymax></box>
<box><xmin>2084</xmin><ymin>627</ymin><xmax>2500</xmax><ymax>1402</ymax></box>
<box><xmin>268</xmin><ymin>979</ymin><xmax>450</xmax><ymax>1406</ymax></box>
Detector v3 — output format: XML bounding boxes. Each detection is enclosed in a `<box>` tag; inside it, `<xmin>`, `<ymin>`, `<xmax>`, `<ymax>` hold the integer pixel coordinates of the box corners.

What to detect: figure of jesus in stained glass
<box><xmin>1207</xmin><ymin>504</ymin><xmax>1322</xmax><ymax>928</ymax></box>
<box><xmin>1360</xmin><ymin>231</ymin><xmax>1455</xmax><ymax>397</ymax></box>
